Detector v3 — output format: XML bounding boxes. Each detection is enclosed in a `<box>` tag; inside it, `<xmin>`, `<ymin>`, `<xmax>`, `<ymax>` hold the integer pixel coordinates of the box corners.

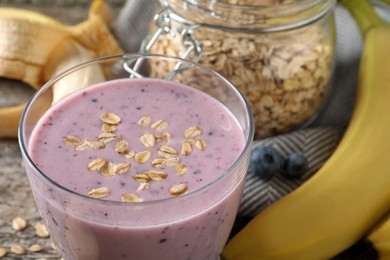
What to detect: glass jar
<box><xmin>142</xmin><ymin>0</ymin><xmax>336</xmax><ymax>139</ymax></box>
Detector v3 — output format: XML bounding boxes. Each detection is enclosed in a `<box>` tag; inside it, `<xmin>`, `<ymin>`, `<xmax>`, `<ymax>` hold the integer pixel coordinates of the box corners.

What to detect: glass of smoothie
<box><xmin>19</xmin><ymin>53</ymin><xmax>254</xmax><ymax>260</ymax></box>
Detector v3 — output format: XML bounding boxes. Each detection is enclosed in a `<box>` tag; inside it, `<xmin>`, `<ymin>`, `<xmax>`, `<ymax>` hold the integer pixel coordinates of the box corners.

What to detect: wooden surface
<box><xmin>0</xmin><ymin>1</ymin><xmax>125</xmax><ymax>259</ymax></box>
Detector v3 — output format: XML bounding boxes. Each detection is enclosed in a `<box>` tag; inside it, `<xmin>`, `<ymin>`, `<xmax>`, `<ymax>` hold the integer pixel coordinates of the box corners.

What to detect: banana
<box><xmin>0</xmin><ymin>103</ymin><xmax>28</xmax><ymax>138</ymax></box>
<box><xmin>69</xmin><ymin>0</ymin><xmax>122</xmax><ymax>60</ymax></box>
<box><xmin>0</xmin><ymin>0</ymin><xmax>123</xmax><ymax>138</ymax></box>
<box><xmin>43</xmin><ymin>39</ymin><xmax>106</xmax><ymax>105</ymax></box>
<box><xmin>0</xmin><ymin>9</ymin><xmax>69</xmax><ymax>88</ymax></box>
<box><xmin>365</xmin><ymin>211</ymin><xmax>390</xmax><ymax>259</ymax></box>
<box><xmin>222</xmin><ymin>0</ymin><xmax>390</xmax><ymax>259</ymax></box>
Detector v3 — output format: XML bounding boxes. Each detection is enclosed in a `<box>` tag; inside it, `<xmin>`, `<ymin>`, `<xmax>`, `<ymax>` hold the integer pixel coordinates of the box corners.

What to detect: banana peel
<box><xmin>0</xmin><ymin>0</ymin><xmax>123</xmax><ymax>138</ymax></box>
<box><xmin>44</xmin><ymin>39</ymin><xmax>106</xmax><ymax>105</ymax></box>
<box><xmin>0</xmin><ymin>103</ymin><xmax>27</xmax><ymax>138</ymax></box>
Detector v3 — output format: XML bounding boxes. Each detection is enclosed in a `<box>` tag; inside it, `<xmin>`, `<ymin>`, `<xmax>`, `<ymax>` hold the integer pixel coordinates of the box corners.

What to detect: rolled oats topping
<box><xmin>176</xmin><ymin>164</ymin><xmax>188</xmax><ymax>176</ymax></box>
<box><xmin>145</xmin><ymin>170</ymin><xmax>168</xmax><ymax>181</ymax></box>
<box><xmin>115</xmin><ymin>138</ymin><xmax>129</xmax><ymax>154</ymax></box>
<box><xmin>134</xmin><ymin>150</ymin><xmax>152</xmax><ymax>164</ymax></box>
<box><xmin>137</xmin><ymin>115</ymin><xmax>152</xmax><ymax>127</ymax></box>
<box><xmin>74</xmin><ymin>111</ymin><xmax>208</xmax><ymax>199</ymax></box>
<box><xmin>163</xmin><ymin>157</ymin><xmax>181</xmax><ymax>167</ymax></box>
<box><xmin>124</xmin><ymin>151</ymin><xmax>136</xmax><ymax>159</ymax></box>
<box><xmin>85</xmin><ymin>140</ymin><xmax>105</xmax><ymax>150</ymax></box>
<box><xmin>121</xmin><ymin>193</ymin><xmax>144</xmax><ymax>202</ymax></box>
<box><xmin>195</xmin><ymin>139</ymin><xmax>207</xmax><ymax>151</ymax></box>
<box><xmin>87</xmin><ymin>158</ymin><xmax>106</xmax><ymax>171</ymax></box>
<box><xmin>101</xmin><ymin>162</ymin><xmax>115</xmax><ymax>177</ymax></box>
<box><xmin>98</xmin><ymin>133</ymin><xmax>117</xmax><ymax>143</ymax></box>
<box><xmin>151</xmin><ymin>158</ymin><xmax>165</xmax><ymax>168</ymax></box>
<box><xmin>74</xmin><ymin>140</ymin><xmax>90</xmax><ymax>151</ymax></box>
<box><xmin>112</xmin><ymin>162</ymin><xmax>131</xmax><ymax>175</ymax></box>
<box><xmin>169</xmin><ymin>183</ymin><xmax>188</xmax><ymax>196</ymax></box>
<box><xmin>155</xmin><ymin>132</ymin><xmax>171</xmax><ymax>143</ymax></box>
<box><xmin>151</xmin><ymin>119</ymin><xmax>169</xmax><ymax>131</ymax></box>
<box><xmin>158</xmin><ymin>145</ymin><xmax>178</xmax><ymax>158</ymax></box>
<box><xmin>140</xmin><ymin>132</ymin><xmax>156</xmax><ymax>148</ymax></box>
<box><xmin>181</xmin><ymin>140</ymin><xmax>193</xmax><ymax>156</ymax></box>
<box><xmin>184</xmin><ymin>126</ymin><xmax>202</xmax><ymax>139</ymax></box>
<box><xmin>57</xmin><ymin>108</ymin><xmax>210</xmax><ymax>202</ymax></box>
<box><xmin>63</xmin><ymin>136</ymin><xmax>82</xmax><ymax>145</ymax></box>
<box><xmin>87</xmin><ymin>187</ymin><xmax>111</xmax><ymax>199</ymax></box>
<box><xmin>137</xmin><ymin>182</ymin><xmax>151</xmax><ymax>192</ymax></box>
<box><xmin>100</xmin><ymin>112</ymin><xmax>121</xmax><ymax>125</ymax></box>
<box><xmin>132</xmin><ymin>173</ymin><xmax>151</xmax><ymax>183</ymax></box>
<box><xmin>101</xmin><ymin>123</ymin><xmax>118</xmax><ymax>133</ymax></box>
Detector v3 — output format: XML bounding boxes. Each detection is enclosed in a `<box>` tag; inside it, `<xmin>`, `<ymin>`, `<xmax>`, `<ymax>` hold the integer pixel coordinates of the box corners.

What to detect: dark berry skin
<box><xmin>282</xmin><ymin>152</ymin><xmax>308</xmax><ymax>179</ymax></box>
<box><xmin>249</xmin><ymin>145</ymin><xmax>285</xmax><ymax>180</ymax></box>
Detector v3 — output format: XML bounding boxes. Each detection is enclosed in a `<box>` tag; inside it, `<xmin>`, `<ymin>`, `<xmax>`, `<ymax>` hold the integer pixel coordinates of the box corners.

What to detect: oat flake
<box><xmin>10</xmin><ymin>245</ymin><xmax>25</xmax><ymax>255</ymax></box>
<box><xmin>169</xmin><ymin>183</ymin><xmax>188</xmax><ymax>196</ymax></box>
<box><xmin>35</xmin><ymin>223</ymin><xmax>49</xmax><ymax>238</ymax></box>
<box><xmin>12</xmin><ymin>217</ymin><xmax>26</xmax><ymax>231</ymax></box>
<box><xmin>28</xmin><ymin>244</ymin><xmax>44</xmax><ymax>252</ymax></box>
<box><xmin>121</xmin><ymin>193</ymin><xmax>144</xmax><ymax>202</ymax></box>
<box><xmin>100</xmin><ymin>112</ymin><xmax>121</xmax><ymax>124</ymax></box>
<box><xmin>0</xmin><ymin>247</ymin><xmax>7</xmax><ymax>257</ymax></box>
<box><xmin>87</xmin><ymin>187</ymin><xmax>110</xmax><ymax>199</ymax></box>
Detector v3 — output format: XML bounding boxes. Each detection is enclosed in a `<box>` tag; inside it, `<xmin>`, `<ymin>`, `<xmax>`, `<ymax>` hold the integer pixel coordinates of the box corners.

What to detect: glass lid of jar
<box><xmin>159</xmin><ymin>0</ymin><xmax>336</xmax><ymax>31</ymax></box>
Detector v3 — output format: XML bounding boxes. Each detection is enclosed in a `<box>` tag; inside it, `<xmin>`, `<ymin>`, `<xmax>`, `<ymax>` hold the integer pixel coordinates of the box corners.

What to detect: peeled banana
<box><xmin>0</xmin><ymin>0</ymin><xmax>123</xmax><ymax>138</ymax></box>
<box><xmin>222</xmin><ymin>0</ymin><xmax>390</xmax><ymax>259</ymax></box>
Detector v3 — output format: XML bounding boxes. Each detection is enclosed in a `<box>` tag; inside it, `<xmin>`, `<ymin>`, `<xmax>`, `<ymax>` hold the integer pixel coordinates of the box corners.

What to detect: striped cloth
<box><xmin>113</xmin><ymin>2</ymin><xmax>381</xmax><ymax>218</ymax></box>
<box><xmin>238</xmin><ymin>127</ymin><xmax>343</xmax><ymax>218</ymax></box>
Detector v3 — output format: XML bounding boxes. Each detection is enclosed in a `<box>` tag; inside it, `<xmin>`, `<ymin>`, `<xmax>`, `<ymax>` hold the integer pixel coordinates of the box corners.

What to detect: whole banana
<box><xmin>0</xmin><ymin>0</ymin><xmax>123</xmax><ymax>138</ymax></box>
<box><xmin>222</xmin><ymin>0</ymin><xmax>390</xmax><ymax>259</ymax></box>
<box><xmin>365</xmin><ymin>210</ymin><xmax>390</xmax><ymax>259</ymax></box>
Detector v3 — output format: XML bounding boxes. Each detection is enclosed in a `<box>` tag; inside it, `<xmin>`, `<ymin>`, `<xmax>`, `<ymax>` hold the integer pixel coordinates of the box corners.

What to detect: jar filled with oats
<box><xmin>143</xmin><ymin>0</ymin><xmax>336</xmax><ymax>138</ymax></box>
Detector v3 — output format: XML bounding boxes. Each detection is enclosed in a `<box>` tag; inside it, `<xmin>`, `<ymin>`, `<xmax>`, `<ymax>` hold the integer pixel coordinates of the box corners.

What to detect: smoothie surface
<box><xmin>29</xmin><ymin>78</ymin><xmax>245</xmax><ymax>202</ymax></box>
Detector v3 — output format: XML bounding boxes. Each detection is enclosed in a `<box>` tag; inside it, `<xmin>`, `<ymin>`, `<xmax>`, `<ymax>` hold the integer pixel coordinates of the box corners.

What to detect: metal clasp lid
<box><xmin>141</xmin><ymin>8</ymin><xmax>203</xmax><ymax>62</ymax></box>
<box><xmin>125</xmin><ymin>8</ymin><xmax>204</xmax><ymax>80</ymax></box>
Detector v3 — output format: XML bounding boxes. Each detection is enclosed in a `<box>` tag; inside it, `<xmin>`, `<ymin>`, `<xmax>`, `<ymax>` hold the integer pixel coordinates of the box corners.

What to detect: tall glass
<box><xmin>19</xmin><ymin>54</ymin><xmax>253</xmax><ymax>260</ymax></box>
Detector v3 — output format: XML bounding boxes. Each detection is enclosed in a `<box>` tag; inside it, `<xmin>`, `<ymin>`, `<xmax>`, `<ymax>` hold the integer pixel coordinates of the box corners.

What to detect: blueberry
<box><xmin>250</xmin><ymin>145</ymin><xmax>285</xmax><ymax>180</ymax></box>
<box><xmin>282</xmin><ymin>152</ymin><xmax>308</xmax><ymax>179</ymax></box>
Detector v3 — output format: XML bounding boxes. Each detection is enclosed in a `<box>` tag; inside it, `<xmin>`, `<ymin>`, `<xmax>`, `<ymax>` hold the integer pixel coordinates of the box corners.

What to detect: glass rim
<box><xmin>18</xmin><ymin>53</ymin><xmax>254</xmax><ymax>207</ymax></box>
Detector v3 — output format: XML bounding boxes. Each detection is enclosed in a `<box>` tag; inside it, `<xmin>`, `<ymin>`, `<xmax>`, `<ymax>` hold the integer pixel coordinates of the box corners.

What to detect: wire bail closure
<box><xmin>124</xmin><ymin>8</ymin><xmax>204</xmax><ymax>80</ymax></box>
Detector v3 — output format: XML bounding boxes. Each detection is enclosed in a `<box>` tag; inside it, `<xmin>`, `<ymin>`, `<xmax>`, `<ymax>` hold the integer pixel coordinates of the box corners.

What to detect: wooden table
<box><xmin>0</xmin><ymin>1</ymin><xmax>125</xmax><ymax>258</ymax></box>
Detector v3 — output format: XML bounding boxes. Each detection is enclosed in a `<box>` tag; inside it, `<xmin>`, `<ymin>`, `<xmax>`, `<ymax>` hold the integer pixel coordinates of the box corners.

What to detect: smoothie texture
<box><xmin>27</xmin><ymin>78</ymin><xmax>247</xmax><ymax>260</ymax></box>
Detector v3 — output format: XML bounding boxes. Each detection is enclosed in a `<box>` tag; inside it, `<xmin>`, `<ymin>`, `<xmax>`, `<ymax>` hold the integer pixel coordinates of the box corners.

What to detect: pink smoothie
<box><xmin>27</xmin><ymin>78</ymin><xmax>248</xmax><ymax>260</ymax></box>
